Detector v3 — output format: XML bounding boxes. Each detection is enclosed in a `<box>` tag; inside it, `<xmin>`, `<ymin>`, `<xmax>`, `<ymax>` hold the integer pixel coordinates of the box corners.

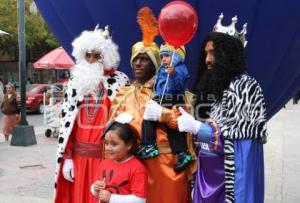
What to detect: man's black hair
<box><xmin>193</xmin><ymin>32</ymin><xmax>247</xmax><ymax>118</ymax></box>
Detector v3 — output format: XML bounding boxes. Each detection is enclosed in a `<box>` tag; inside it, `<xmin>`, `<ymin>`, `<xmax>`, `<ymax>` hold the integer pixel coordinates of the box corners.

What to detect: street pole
<box><xmin>11</xmin><ymin>0</ymin><xmax>36</xmax><ymax>146</ymax></box>
<box><xmin>17</xmin><ymin>0</ymin><xmax>27</xmax><ymax>126</ymax></box>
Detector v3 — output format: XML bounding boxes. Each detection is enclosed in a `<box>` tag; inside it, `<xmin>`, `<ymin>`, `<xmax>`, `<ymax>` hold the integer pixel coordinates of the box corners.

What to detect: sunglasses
<box><xmin>85</xmin><ymin>52</ymin><xmax>102</xmax><ymax>60</ymax></box>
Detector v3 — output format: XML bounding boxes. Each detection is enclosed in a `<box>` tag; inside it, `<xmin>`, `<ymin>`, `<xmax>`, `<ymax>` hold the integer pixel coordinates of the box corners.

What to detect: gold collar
<box><xmin>133</xmin><ymin>77</ymin><xmax>155</xmax><ymax>89</ymax></box>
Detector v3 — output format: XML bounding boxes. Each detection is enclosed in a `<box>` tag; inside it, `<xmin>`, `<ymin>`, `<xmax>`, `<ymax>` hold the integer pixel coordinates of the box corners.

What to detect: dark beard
<box><xmin>194</xmin><ymin>65</ymin><xmax>230</xmax><ymax>119</ymax></box>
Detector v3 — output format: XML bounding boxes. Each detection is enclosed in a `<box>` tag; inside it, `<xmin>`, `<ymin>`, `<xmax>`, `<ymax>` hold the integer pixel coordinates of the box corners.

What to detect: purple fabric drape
<box><xmin>193</xmin><ymin>150</ymin><xmax>225</xmax><ymax>203</ymax></box>
<box><xmin>193</xmin><ymin>124</ymin><xmax>225</xmax><ymax>203</ymax></box>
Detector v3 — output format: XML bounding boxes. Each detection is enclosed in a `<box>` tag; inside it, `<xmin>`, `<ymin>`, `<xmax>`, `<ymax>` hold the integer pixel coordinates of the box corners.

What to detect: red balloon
<box><xmin>158</xmin><ymin>1</ymin><xmax>198</xmax><ymax>47</ymax></box>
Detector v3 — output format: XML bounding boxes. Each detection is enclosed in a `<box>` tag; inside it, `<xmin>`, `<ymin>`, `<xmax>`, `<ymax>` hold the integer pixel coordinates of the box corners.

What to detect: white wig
<box><xmin>71</xmin><ymin>26</ymin><xmax>120</xmax><ymax>70</ymax></box>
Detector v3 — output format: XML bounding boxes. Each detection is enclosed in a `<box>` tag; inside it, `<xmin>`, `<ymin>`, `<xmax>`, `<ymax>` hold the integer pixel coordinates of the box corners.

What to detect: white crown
<box><xmin>94</xmin><ymin>24</ymin><xmax>111</xmax><ymax>40</ymax></box>
<box><xmin>213</xmin><ymin>13</ymin><xmax>248</xmax><ymax>47</ymax></box>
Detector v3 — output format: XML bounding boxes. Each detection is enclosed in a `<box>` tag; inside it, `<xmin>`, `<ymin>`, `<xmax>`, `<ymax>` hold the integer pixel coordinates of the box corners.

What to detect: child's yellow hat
<box><xmin>159</xmin><ymin>43</ymin><xmax>186</xmax><ymax>61</ymax></box>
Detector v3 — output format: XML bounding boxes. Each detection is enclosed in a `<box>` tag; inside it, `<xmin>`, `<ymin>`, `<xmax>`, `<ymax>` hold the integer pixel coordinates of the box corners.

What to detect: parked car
<box><xmin>26</xmin><ymin>83</ymin><xmax>63</xmax><ymax>114</ymax></box>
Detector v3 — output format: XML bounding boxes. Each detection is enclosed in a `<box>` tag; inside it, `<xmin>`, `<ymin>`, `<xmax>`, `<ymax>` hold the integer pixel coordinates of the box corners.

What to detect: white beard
<box><xmin>71</xmin><ymin>61</ymin><xmax>104</xmax><ymax>97</ymax></box>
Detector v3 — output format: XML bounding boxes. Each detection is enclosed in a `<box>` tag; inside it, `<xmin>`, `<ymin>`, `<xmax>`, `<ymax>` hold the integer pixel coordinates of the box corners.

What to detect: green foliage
<box><xmin>0</xmin><ymin>0</ymin><xmax>59</xmax><ymax>59</ymax></box>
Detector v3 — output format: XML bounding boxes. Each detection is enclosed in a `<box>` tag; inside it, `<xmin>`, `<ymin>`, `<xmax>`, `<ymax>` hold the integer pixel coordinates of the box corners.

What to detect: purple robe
<box><xmin>193</xmin><ymin>123</ymin><xmax>225</xmax><ymax>203</ymax></box>
<box><xmin>193</xmin><ymin>123</ymin><xmax>264</xmax><ymax>203</ymax></box>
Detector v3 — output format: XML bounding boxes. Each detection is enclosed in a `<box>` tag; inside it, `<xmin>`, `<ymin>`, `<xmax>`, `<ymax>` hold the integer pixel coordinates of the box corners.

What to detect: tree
<box><xmin>0</xmin><ymin>0</ymin><xmax>59</xmax><ymax>60</ymax></box>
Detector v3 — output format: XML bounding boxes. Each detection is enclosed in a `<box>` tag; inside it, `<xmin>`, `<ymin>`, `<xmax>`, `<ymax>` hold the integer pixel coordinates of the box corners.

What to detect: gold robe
<box><xmin>109</xmin><ymin>80</ymin><xmax>196</xmax><ymax>203</ymax></box>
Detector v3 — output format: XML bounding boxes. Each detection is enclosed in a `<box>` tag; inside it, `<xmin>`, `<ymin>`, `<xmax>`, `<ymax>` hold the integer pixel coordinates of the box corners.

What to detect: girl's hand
<box><xmin>93</xmin><ymin>180</ymin><xmax>106</xmax><ymax>193</ymax></box>
<box><xmin>99</xmin><ymin>190</ymin><xmax>111</xmax><ymax>202</ymax></box>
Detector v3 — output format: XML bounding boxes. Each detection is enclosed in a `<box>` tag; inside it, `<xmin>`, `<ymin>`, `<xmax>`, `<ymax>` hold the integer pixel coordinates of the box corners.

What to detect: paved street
<box><xmin>0</xmin><ymin>102</ymin><xmax>300</xmax><ymax>203</ymax></box>
<box><xmin>264</xmin><ymin>101</ymin><xmax>300</xmax><ymax>203</ymax></box>
<box><xmin>0</xmin><ymin>113</ymin><xmax>55</xmax><ymax>203</ymax></box>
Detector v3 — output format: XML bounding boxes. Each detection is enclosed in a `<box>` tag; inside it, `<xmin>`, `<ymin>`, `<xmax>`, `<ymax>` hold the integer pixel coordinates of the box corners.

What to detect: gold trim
<box><xmin>156</xmin><ymin>143</ymin><xmax>172</xmax><ymax>154</ymax></box>
<box><xmin>207</xmin><ymin>119</ymin><xmax>219</xmax><ymax>152</ymax></box>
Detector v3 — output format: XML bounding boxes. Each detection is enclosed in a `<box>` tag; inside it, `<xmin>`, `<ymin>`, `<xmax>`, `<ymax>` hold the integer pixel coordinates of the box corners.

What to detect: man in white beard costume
<box><xmin>54</xmin><ymin>26</ymin><xmax>129</xmax><ymax>203</ymax></box>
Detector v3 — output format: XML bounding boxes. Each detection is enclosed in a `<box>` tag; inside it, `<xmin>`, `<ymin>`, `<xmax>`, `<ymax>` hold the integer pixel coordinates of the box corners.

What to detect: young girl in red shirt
<box><xmin>91</xmin><ymin>121</ymin><xmax>148</xmax><ymax>203</ymax></box>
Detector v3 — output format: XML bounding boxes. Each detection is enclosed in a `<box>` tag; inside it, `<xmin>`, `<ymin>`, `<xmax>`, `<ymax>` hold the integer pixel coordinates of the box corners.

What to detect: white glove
<box><xmin>62</xmin><ymin>159</ymin><xmax>74</xmax><ymax>182</ymax></box>
<box><xmin>115</xmin><ymin>112</ymin><xmax>134</xmax><ymax>124</ymax></box>
<box><xmin>177</xmin><ymin>107</ymin><xmax>202</xmax><ymax>135</ymax></box>
<box><xmin>143</xmin><ymin>100</ymin><xmax>162</xmax><ymax>121</ymax></box>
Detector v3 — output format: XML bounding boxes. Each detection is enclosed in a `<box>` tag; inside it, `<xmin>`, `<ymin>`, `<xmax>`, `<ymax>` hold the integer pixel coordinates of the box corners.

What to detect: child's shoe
<box><xmin>136</xmin><ymin>144</ymin><xmax>160</xmax><ymax>159</ymax></box>
<box><xmin>173</xmin><ymin>152</ymin><xmax>194</xmax><ymax>172</ymax></box>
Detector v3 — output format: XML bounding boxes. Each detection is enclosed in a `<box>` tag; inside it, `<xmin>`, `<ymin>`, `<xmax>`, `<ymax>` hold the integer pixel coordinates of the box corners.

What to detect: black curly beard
<box><xmin>194</xmin><ymin>64</ymin><xmax>231</xmax><ymax>119</ymax></box>
<box><xmin>193</xmin><ymin>32</ymin><xmax>248</xmax><ymax>119</ymax></box>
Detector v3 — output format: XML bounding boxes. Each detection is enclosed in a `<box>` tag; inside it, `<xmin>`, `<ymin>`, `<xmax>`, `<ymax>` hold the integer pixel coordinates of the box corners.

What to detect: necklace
<box><xmin>84</xmin><ymin>88</ymin><xmax>103</xmax><ymax>123</ymax></box>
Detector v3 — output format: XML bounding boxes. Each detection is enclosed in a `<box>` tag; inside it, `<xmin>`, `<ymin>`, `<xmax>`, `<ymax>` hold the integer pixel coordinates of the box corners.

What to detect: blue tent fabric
<box><xmin>34</xmin><ymin>0</ymin><xmax>300</xmax><ymax>119</ymax></box>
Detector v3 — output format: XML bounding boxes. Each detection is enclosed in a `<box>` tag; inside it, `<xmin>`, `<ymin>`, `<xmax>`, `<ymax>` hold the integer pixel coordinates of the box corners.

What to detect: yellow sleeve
<box><xmin>109</xmin><ymin>86</ymin><xmax>135</xmax><ymax>121</ymax></box>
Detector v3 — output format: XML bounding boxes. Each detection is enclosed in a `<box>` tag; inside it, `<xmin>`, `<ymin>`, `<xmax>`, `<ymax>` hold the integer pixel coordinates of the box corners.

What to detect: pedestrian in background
<box><xmin>1</xmin><ymin>82</ymin><xmax>20</xmax><ymax>141</ymax></box>
<box><xmin>0</xmin><ymin>78</ymin><xmax>4</xmax><ymax>106</ymax></box>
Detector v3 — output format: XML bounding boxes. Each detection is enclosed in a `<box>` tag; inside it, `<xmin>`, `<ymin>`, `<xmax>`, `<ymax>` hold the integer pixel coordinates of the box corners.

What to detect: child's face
<box><xmin>104</xmin><ymin>130</ymin><xmax>132</xmax><ymax>162</ymax></box>
<box><xmin>161</xmin><ymin>54</ymin><xmax>172</xmax><ymax>67</ymax></box>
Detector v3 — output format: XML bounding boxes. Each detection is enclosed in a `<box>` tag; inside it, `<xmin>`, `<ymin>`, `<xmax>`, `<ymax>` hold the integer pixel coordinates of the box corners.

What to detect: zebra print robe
<box><xmin>210</xmin><ymin>74</ymin><xmax>267</xmax><ymax>202</ymax></box>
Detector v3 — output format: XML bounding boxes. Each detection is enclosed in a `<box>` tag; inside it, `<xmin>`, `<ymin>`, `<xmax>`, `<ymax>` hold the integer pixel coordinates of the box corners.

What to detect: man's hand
<box><xmin>166</xmin><ymin>66</ymin><xmax>175</xmax><ymax>75</ymax></box>
<box><xmin>99</xmin><ymin>190</ymin><xmax>111</xmax><ymax>202</ymax></box>
<box><xmin>177</xmin><ymin>107</ymin><xmax>202</xmax><ymax>135</ymax></box>
<box><xmin>62</xmin><ymin>159</ymin><xmax>74</xmax><ymax>182</ymax></box>
<box><xmin>143</xmin><ymin>100</ymin><xmax>162</xmax><ymax>121</ymax></box>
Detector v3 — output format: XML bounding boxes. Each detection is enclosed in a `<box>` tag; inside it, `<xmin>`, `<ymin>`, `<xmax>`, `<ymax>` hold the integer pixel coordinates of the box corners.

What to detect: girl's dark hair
<box><xmin>107</xmin><ymin>122</ymin><xmax>138</xmax><ymax>155</ymax></box>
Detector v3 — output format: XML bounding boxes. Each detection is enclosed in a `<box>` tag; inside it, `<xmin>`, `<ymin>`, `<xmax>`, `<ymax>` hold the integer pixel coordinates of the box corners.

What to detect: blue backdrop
<box><xmin>34</xmin><ymin>0</ymin><xmax>300</xmax><ymax>120</ymax></box>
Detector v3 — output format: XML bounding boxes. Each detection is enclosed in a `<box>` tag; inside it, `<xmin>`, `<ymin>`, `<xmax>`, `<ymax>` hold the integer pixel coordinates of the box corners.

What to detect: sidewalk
<box><xmin>0</xmin><ymin>126</ymin><xmax>55</xmax><ymax>203</ymax></box>
<box><xmin>0</xmin><ymin>102</ymin><xmax>299</xmax><ymax>202</ymax></box>
<box><xmin>265</xmin><ymin>101</ymin><xmax>300</xmax><ymax>203</ymax></box>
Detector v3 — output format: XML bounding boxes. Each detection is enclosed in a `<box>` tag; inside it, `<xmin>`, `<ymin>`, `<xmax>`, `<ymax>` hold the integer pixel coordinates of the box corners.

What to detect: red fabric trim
<box><xmin>104</xmin><ymin>68</ymin><xmax>116</xmax><ymax>76</ymax></box>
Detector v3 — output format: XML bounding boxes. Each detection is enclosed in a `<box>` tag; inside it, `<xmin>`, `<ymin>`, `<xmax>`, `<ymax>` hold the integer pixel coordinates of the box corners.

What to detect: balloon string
<box><xmin>159</xmin><ymin>50</ymin><xmax>175</xmax><ymax>105</ymax></box>
<box><xmin>170</xmin><ymin>49</ymin><xmax>175</xmax><ymax>67</ymax></box>
<box><xmin>159</xmin><ymin>75</ymin><xmax>169</xmax><ymax>105</ymax></box>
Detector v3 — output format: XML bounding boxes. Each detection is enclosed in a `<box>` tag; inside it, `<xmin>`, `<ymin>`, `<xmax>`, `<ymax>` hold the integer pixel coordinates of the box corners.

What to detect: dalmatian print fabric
<box><xmin>54</xmin><ymin>70</ymin><xmax>130</xmax><ymax>190</ymax></box>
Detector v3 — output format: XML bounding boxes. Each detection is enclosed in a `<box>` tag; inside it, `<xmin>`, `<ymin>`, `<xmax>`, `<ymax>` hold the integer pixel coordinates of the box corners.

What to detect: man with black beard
<box><xmin>178</xmin><ymin>31</ymin><xmax>268</xmax><ymax>203</ymax></box>
<box><xmin>54</xmin><ymin>26</ymin><xmax>129</xmax><ymax>203</ymax></box>
<box><xmin>193</xmin><ymin>31</ymin><xmax>248</xmax><ymax>119</ymax></box>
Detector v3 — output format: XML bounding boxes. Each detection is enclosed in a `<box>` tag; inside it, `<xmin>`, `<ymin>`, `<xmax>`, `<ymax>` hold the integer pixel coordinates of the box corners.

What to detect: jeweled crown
<box><xmin>213</xmin><ymin>13</ymin><xmax>248</xmax><ymax>47</ymax></box>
